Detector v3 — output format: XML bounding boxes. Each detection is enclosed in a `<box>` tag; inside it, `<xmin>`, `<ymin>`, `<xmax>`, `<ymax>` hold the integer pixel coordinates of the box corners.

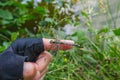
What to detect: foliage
<box><xmin>45</xmin><ymin>28</ymin><xmax>120</xmax><ymax>80</ymax></box>
<box><xmin>0</xmin><ymin>0</ymin><xmax>120</xmax><ymax>80</ymax></box>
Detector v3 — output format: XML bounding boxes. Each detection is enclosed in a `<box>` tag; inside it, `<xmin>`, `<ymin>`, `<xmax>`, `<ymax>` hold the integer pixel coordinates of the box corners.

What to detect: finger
<box><xmin>39</xmin><ymin>67</ymin><xmax>48</xmax><ymax>80</ymax></box>
<box><xmin>43</xmin><ymin>38</ymin><xmax>74</xmax><ymax>50</ymax></box>
<box><xmin>34</xmin><ymin>67</ymin><xmax>48</xmax><ymax>80</ymax></box>
<box><xmin>35</xmin><ymin>51</ymin><xmax>52</xmax><ymax>72</ymax></box>
<box><xmin>23</xmin><ymin>51</ymin><xmax>52</xmax><ymax>80</ymax></box>
<box><xmin>23</xmin><ymin>62</ymin><xmax>37</xmax><ymax>80</ymax></box>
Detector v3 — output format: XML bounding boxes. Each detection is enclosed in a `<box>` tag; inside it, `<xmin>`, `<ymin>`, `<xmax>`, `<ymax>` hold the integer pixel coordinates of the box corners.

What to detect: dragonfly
<box><xmin>49</xmin><ymin>28</ymin><xmax>81</xmax><ymax>52</ymax></box>
<box><xmin>50</xmin><ymin>40</ymin><xmax>80</xmax><ymax>47</ymax></box>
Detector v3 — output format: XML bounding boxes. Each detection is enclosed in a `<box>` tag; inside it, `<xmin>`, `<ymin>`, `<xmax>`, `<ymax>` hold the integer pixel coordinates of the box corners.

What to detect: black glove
<box><xmin>11</xmin><ymin>38</ymin><xmax>44</xmax><ymax>62</ymax></box>
<box><xmin>0</xmin><ymin>38</ymin><xmax>44</xmax><ymax>80</ymax></box>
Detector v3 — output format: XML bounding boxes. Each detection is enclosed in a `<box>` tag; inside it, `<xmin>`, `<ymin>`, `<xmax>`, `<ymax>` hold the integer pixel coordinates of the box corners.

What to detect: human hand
<box><xmin>0</xmin><ymin>38</ymin><xmax>74</xmax><ymax>80</ymax></box>
<box><xmin>23</xmin><ymin>38</ymin><xmax>74</xmax><ymax>80</ymax></box>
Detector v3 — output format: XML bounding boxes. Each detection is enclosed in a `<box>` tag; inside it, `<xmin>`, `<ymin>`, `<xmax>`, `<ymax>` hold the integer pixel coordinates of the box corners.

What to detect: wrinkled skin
<box><xmin>23</xmin><ymin>38</ymin><xmax>74</xmax><ymax>80</ymax></box>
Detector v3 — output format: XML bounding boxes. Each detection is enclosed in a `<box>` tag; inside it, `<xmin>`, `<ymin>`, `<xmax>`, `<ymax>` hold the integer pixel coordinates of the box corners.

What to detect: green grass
<box><xmin>44</xmin><ymin>28</ymin><xmax>120</xmax><ymax>80</ymax></box>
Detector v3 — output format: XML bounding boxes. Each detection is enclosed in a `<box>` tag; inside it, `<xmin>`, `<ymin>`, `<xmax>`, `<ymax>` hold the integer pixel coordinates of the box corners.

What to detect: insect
<box><xmin>49</xmin><ymin>28</ymin><xmax>81</xmax><ymax>51</ymax></box>
<box><xmin>50</xmin><ymin>40</ymin><xmax>80</xmax><ymax>47</ymax></box>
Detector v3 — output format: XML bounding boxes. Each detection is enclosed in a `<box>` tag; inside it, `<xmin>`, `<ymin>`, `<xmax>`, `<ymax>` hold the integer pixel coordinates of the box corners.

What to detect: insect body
<box><xmin>50</xmin><ymin>40</ymin><xmax>80</xmax><ymax>47</ymax></box>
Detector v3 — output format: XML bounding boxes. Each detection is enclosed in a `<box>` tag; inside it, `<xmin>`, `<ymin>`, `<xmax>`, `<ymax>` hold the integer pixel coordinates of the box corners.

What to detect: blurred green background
<box><xmin>0</xmin><ymin>0</ymin><xmax>120</xmax><ymax>80</ymax></box>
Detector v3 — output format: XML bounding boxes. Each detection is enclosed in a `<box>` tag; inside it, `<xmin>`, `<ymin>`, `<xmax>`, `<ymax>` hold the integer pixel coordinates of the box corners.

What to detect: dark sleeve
<box><xmin>0</xmin><ymin>38</ymin><xmax>44</xmax><ymax>80</ymax></box>
<box><xmin>0</xmin><ymin>47</ymin><xmax>25</xmax><ymax>80</ymax></box>
<box><xmin>11</xmin><ymin>38</ymin><xmax>44</xmax><ymax>62</ymax></box>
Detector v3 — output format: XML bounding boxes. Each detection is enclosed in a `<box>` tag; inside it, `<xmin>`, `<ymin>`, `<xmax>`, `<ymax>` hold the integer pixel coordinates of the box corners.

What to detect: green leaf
<box><xmin>76</xmin><ymin>30</ymin><xmax>86</xmax><ymax>40</ymax></box>
<box><xmin>0</xmin><ymin>1</ymin><xmax>13</xmax><ymax>6</ymax></box>
<box><xmin>3</xmin><ymin>42</ymin><xmax>10</xmax><ymax>49</ymax></box>
<box><xmin>0</xmin><ymin>9</ymin><xmax>13</xmax><ymax>20</ymax></box>
<box><xmin>81</xmin><ymin>10</ymin><xmax>89</xmax><ymax>18</ymax></box>
<box><xmin>97</xmin><ymin>27</ymin><xmax>109</xmax><ymax>34</ymax></box>
<box><xmin>72</xmin><ymin>30</ymin><xmax>87</xmax><ymax>44</ymax></box>
<box><xmin>45</xmin><ymin>17</ymin><xmax>54</xmax><ymax>23</ymax></box>
<box><xmin>0</xmin><ymin>34</ymin><xmax>10</xmax><ymax>41</ymax></box>
<box><xmin>83</xmin><ymin>54</ymin><xmax>97</xmax><ymax>63</ymax></box>
<box><xmin>1</xmin><ymin>20</ymin><xmax>11</xmax><ymax>25</ymax></box>
<box><xmin>113</xmin><ymin>28</ymin><xmax>120</xmax><ymax>36</ymax></box>
<box><xmin>35</xmin><ymin>6</ymin><xmax>49</xmax><ymax>15</ymax></box>
<box><xmin>73</xmin><ymin>21</ymin><xmax>80</xmax><ymax>26</ymax></box>
<box><xmin>11</xmin><ymin>32</ymin><xmax>19</xmax><ymax>41</ymax></box>
<box><xmin>0</xmin><ymin>46</ymin><xmax>5</xmax><ymax>52</ymax></box>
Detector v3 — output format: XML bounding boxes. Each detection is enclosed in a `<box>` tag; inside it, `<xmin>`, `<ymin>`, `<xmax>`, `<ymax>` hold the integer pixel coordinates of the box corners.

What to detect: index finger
<box><xmin>43</xmin><ymin>38</ymin><xmax>74</xmax><ymax>50</ymax></box>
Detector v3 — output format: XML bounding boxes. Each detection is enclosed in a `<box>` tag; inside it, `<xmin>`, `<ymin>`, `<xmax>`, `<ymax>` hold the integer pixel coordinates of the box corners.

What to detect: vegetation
<box><xmin>0</xmin><ymin>0</ymin><xmax>120</xmax><ymax>80</ymax></box>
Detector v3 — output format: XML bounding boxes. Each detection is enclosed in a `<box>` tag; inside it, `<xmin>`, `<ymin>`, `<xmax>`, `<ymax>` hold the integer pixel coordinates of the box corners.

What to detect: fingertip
<box><xmin>59</xmin><ymin>40</ymin><xmax>75</xmax><ymax>50</ymax></box>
